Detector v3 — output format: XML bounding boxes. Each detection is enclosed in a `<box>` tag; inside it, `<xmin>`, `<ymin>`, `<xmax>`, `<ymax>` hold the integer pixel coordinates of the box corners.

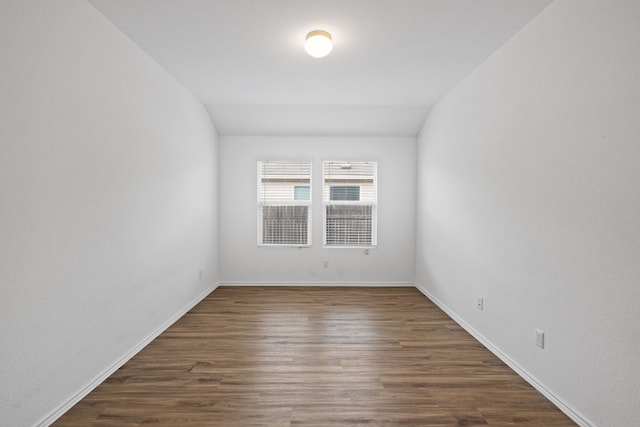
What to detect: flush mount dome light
<box><xmin>305</xmin><ymin>30</ymin><xmax>333</xmax><ymax>58</ymax></box>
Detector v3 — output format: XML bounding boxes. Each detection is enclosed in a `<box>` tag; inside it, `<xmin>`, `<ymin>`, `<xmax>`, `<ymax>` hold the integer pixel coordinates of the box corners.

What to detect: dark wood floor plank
<box><xmin>54</xmin><ymin>286</ymin><xmax>574</xmax><ymax>426</ymax></box>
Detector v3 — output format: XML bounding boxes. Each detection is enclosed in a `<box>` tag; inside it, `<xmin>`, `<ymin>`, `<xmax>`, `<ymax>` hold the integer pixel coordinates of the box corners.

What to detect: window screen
<box><xmin>323</xmin><ymin>161</ymin><xmax>377</xmax><ymax>247</ymax></box>
<box><xmin>258</xmin><ymin>161</ymin><xmax>312</xmax><ymax>246</ymax></box>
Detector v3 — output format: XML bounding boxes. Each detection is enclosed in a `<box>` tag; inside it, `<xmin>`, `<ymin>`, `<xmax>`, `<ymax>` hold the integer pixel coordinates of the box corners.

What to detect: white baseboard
<box><xmin>413</xmin><ymin>282</ymin><xmax>593</xmax><ymax>427</ymax></box>
<box><xmin>219</xmin><ymin>281</ymin><xmax>414</xmax><ymax>286</ymax></box>
<box><xmin>38</xmin><ymin>282</ymin><xmax>219</xmax><ymax>427</ymax></box>
<box><xmin>39</xmin><ymin>281</ymin><xmax>591</xmax><ymax>426</ymax></box>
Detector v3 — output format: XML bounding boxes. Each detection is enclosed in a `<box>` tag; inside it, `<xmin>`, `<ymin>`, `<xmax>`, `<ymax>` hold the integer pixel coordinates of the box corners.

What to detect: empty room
<box><xmin>1</xmin><ymin>0</ymin><xmax>639</xmax><ymax>426</ymax></box>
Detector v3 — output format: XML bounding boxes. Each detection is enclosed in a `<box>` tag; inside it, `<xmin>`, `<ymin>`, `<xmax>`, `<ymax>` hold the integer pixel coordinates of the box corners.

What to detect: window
<box><xmin>329</xmin><ymin>186</ymin><xmax>360</xmax><ymax>201</ymax></box>
<box><xmin>323</xmin><ymin>161</ymin><xmax>377</xmax><ymax>247</ymax></box>
<box><xmin>294</xmin><ymin>185</ymin><xmax>310</xmax><ymax>201</ymax></box>
<box><xmin>257</xmin><ymin>161</ymin><xmax>312</xmax><ymax>246</ymax></box>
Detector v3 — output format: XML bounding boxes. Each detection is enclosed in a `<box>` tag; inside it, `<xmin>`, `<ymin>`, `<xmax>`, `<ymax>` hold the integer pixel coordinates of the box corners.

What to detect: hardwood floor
<box><xmin>54</xmin><ymin>286</ymin><xmax>574</xmax><ymax>426</ymax></box>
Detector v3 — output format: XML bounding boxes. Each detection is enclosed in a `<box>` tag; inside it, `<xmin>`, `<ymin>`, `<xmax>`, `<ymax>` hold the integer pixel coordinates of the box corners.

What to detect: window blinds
<box><xmin>323</xmin><ymin>161</ymin><xmax>377</xmax><ymax>247</ymax></box>
<box><xmin>257</xmin><ymin>161</ymin><xmax>312</xmax><ymax>246</ymax></box>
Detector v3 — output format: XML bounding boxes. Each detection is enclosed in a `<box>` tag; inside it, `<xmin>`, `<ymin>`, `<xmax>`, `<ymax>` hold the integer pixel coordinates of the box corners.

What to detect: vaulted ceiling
<box><xmin>89</xmin><ymin>0</ymin><xmax>552</xmax><ymax>136</ymax></box>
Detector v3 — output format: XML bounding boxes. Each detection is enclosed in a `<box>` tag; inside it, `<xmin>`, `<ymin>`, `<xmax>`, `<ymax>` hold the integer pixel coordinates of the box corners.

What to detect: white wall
<box><xmin>220</xmin><ymin>136</ymin><xmax>415</xmax><ymax>284</ymax></box>
<box><xmin>0</xmin><ymin>1</ymin><xmax>218</xmax><ymax>425</ymax></box>
<box><xmin>415</xmin><ymin>1</ymin><xmax>640</xmax><ymax>425</ymax></box>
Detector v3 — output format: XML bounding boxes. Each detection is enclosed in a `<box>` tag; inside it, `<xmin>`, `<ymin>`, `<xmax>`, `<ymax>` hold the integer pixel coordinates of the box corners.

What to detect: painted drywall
<box><xmin>415</xmin><ymin>0</ymin><xmax>640</xmax><ymax>425</ymax></box>
<box><xmin>219</xmin><ymin>136</ymin><xmax>416</xmax><ymax>284</ymax></box>
<box><xmin>0</xmin><ymin>1</ymin><xmax>218</xmax><ymax>425</ymax></box>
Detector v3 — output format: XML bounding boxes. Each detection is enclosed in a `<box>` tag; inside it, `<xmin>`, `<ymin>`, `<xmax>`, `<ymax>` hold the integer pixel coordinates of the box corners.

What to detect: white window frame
<box><xmin>322</xmin><ymin>160</ymin><xmax>377</xmax><ymax>248</ymax></box>
<box><xmin>257</xmin><ymin>160</ymin><xmax>312</xmax><ymax>247</ymax></box>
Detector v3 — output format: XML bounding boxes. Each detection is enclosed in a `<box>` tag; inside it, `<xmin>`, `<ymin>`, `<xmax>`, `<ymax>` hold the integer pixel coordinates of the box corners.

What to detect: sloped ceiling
<box><xmin>89</xmin><ymin>0</ymin><xmax>552</xmax><ymax>136</ymax></box>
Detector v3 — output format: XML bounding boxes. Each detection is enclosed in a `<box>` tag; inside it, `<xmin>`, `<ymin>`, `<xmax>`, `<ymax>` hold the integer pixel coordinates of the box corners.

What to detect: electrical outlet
<box><xmin>364</xmin><ymin>249</ymin><xmax>370</xmax><ymax>255</ymax></box>
<box><xmin>535</xmin><ymin>329</ymin><xmax>545</xmax><ymax>348</ymax></box>
<box><xmin>476</xmin><ymin>296</ymin><xmax>483</xmax><ymax>311</ymax></box>
<box><xmin>323</xmin><ymin>259</ymin><xmax>329</xmax><ymax>268</ymax></box>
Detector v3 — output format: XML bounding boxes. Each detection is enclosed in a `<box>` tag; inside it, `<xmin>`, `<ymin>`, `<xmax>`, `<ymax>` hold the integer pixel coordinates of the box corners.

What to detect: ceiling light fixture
<box><xmin>305</xmin><ymin>30</ymin><xmax>333</xmax><ymax>58</ymax></box>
